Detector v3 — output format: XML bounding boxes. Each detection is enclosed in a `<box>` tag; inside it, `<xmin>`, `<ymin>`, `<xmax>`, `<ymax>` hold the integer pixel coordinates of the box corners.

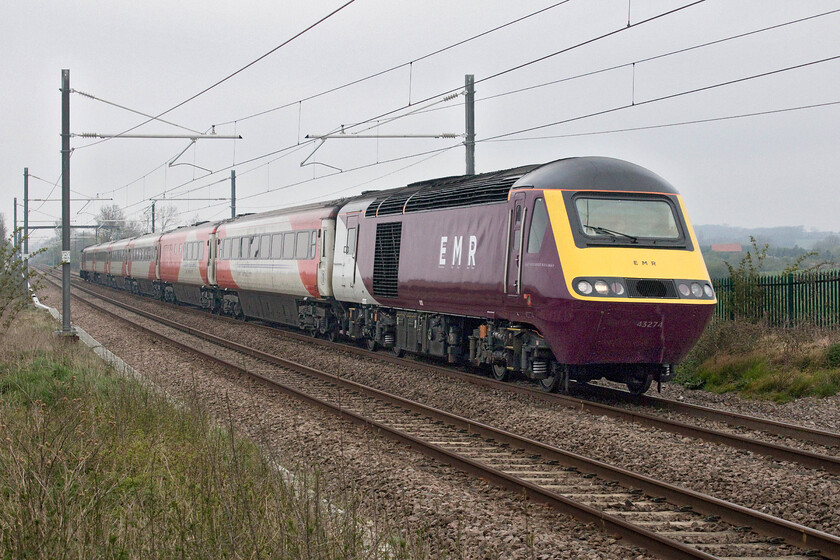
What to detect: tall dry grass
<box><xmin>0</xmin><ymin>309</ymin><xmax>429</xmax><ymax>559</ymax></box>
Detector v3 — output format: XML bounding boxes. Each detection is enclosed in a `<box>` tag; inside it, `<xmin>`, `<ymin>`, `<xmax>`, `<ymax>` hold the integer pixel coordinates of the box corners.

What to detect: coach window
<box><xmin>527</xmin><ymin>198</ymin><xmax>549</xmax><ymax>254</ymax></box>
<box><xmin>271</xmin><ymin>234</ymin><xmax>283</xmax><ymax>259</ymax></box>
<box><xmin>310</xmin><ymin>231</ymin><xmax>317</xmax><ymax>259</ymax></box>
<box><xmin>239</xmin><ymin>237</ymin><xmax>249</xmax><ymax>260</ymax></box>
<box><xmin>222</xmin><ymin>239</ymin><xmax>230</xmax><ymax>260</ymax></box>
<box><xmin>199</xmin><ymin>243</ymin><xmax>204</xmax><ymax>261</ymax></box>
<box><xmin>282</xmin><ymin>232</ymin><xmax>296</xmax><ymax>259</ymax></box>
<box><xmin>231</xmin><ymin>237</ymin><xmax>240</xmax><ymax>260</ymax></box>
<box><xmin>249</xmin><ymin>236</ymin><xmax>260</xmax><ymax>259</ymax></box>
<box><xmin>260</xmin><ymin>235</ymin><xmax>271</xmax><ymax>259</ymax></box>
<box><xmin>295</xmin><ymin>231</ymin><xmax>309</xmax><ymax>259</ymax></box>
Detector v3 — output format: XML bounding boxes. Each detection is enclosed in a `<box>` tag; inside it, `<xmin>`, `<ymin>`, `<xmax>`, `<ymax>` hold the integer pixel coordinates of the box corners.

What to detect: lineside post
<box><xmin>465</xmin><ymin>74</ymin><xmax>475</xmax><ymax>175</ymax></box>
<box><xmin>13</xmin><ymin>197</ymin><xmax>19</xmax><ymax>266</ymax></box>
<box><xmin>23</xmin><ymin>167</ymin><xmax>29</xmax><ymax>277</ymax></box>
<box><xmin>231</xmin><ymin>170</ymin><xmax>236</xmax><ymax>218</ymax></box>
<box><xmin>60</xmin><ymin>68</ymin><xmax>75</xmax><ymax>338</ymax></box>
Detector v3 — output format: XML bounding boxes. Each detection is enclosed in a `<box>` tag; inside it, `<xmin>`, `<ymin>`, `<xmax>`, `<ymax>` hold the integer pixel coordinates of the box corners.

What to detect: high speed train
<box><xmin>81</xmin><ymin>156</ymin><xmax>716</xmax><ymax>394</ymax></box>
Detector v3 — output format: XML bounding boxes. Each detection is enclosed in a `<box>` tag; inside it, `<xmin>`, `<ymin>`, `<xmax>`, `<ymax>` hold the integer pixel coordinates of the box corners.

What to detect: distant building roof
<box><xmin>710</xmin><ymin>243</ymin><xmax>743</xmax><ymax>253</ymax></box>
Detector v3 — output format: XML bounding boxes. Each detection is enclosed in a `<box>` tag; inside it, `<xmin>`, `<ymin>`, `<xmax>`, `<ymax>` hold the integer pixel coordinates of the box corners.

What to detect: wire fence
<box><xmin>712</xmin><ymin>270</ymin><xmax>840</xmax><ymax>327</ymax></box>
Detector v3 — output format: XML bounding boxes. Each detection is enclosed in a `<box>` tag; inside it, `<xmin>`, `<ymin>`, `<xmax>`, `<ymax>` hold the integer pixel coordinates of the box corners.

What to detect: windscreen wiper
<box><xmin>587</xmin><ymin>225</ymin><xmax>638</xmax><ymax>243</ymax></box>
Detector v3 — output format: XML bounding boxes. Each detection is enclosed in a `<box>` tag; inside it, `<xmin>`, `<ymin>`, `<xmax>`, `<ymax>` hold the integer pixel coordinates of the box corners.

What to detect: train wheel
<box><xmin>392</xmin><ymin>346</ymin><xmax>405</xmax><ymax>358</ymax></box>
<box><xmin>538</xmin><ymin>364</ymin><xmax>565</xmax><ymax>393</ymax></box>
<box><xmin>626</xmin><ymin>372</ymin><xmax>653</xmax><ymax>395</ymax></box>
<box><xmin>324</xmin><ymin>330</ymin><xmax>337</xmax><ymax>343</ymax></box>
<box><xmin>366</xmin><ymin>338</ymin><xmax>378</xmax><ymax>352</ymax></box>
<box><xmin>492</xmin><ymin>363</ymin><xmax>509</xmax><ymax>382</ymax></box>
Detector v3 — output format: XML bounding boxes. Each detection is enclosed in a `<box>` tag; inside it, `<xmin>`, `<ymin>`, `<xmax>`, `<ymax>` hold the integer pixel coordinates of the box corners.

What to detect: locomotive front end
<box><xmin>519</xmin><ymin>157</ymin><xmax>716</xmax><ymax>393</ymax></box>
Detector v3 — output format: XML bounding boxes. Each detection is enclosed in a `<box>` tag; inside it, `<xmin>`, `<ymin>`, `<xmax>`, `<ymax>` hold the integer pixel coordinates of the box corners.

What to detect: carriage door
<box><xmin>506</xmin><ymin>193</ymin><xmax>527</xmax><ymax>296</ymax></box>
<box><xmin>346</xmin><ymin>214</ymin><xmax>359</xmax><ymax>287</ymax></box>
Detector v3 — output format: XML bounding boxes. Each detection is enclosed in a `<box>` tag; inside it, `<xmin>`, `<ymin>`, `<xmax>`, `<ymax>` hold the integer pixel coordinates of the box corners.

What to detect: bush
<box><xmin>676</xmin><ymin>319</ymin><xmax>840</xmax><ymax>401</ymax></box>
<box><xmin>826</xmin><ymin>343</ymin><xmax>840</xmax><ymax>368</ymax></box>
<box><xmin>0</xmin><ymin>228</ymin><xmax>47</xmax><ymax>330</ymax></box>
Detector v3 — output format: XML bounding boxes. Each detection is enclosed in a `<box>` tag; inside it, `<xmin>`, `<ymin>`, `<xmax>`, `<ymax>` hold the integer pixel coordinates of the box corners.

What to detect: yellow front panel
<box><xmin>543</xmin><ymin>190</ymin><xmax>716</xmax><ymax>305</ymax></box>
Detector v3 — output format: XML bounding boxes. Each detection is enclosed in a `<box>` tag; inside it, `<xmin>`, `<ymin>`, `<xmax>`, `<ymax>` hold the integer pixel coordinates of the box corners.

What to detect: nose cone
<box><xmin>538</xmin><ymin>300</ymin><xmax>714</xmax><ymax>364</ymax></box>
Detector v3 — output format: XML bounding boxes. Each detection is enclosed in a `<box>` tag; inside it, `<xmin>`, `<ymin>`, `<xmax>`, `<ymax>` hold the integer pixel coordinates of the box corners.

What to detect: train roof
<box><xmin>514</xmin><ymin>156</ymin><xmax>679</xmax><ymax>194</ymax></box>
<box><xmin>358</xmin><ymin>156</ymin><xmax>678</xmax><ymax>218</ymax></box>
<box><xmin>82</xmin><ymin>157</ymin><xmax>678</xmax><ymax>247</ymax></box>
<box><xmin>362</xmin><ymin>164</ymin><xmax>538</xmax><ymax>218</ymax></box>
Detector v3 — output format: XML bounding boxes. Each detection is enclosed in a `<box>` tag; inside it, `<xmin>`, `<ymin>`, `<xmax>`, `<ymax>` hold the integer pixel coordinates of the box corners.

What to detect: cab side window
<box><xmin>527</xmin><ymin>198</ymin><xmax>549</xmax><ymax>254</ymax></box>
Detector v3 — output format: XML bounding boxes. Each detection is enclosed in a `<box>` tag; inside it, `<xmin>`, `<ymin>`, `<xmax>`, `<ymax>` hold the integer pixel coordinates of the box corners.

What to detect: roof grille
<box><xmin>364</xmin><ymin>197</ymin><xmax>388</xmax><ymax>218</ymax></box>
<box><xmin>375</xmin><ymin>192</ymin><xmax>413</xmax><ymax>216</ymax></box>
<box><xmin>627</xmin><ymin>278</ymin><xmax>678</xmax><ymax>299</ymax></box>
<box><xmin>373</xmin><ymin>222</ymin><xmax>402</xmax><ymax>298</ymax></box>
<box><xmin>363</xmin><ymin>165</ymin><xmax>539</xmax><ymax>217</ymax></box>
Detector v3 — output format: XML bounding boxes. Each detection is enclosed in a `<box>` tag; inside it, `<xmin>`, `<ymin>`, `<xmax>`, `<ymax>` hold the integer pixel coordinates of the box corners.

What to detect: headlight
<box><xmin>704</xmin><ymin>284</ymin><xmax>714</xmax><ymax>298</ymax></box>
<box><xmin>691</xmin><ymin>283</ymin><xmax>703</xmax><ymax>297</ymax></box>
<box><xmin>610</xmin><ymin>282</ymin><xmax>625</xmax><ymax>296</ymax></box>
<box><xmin>678</xmin><ymin>283</ymin><xmax>690</xmax><ymax>297</ymax></box>
<box><xmin>577</xmin><ymin>280</ymin><xmax>593</xmax><ymax>295</ymax></box>
<box><xmin>594</xmin><ymin>280</ymin><xmax>609</xmax><ymax>295</ymax></box>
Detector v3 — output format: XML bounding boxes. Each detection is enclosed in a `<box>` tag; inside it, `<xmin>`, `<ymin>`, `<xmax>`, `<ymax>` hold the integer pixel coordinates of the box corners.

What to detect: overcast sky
<box><xmin>2</xmin><ymin>0</ymin><xmax>839</xmax><ymax>245</ymax></box>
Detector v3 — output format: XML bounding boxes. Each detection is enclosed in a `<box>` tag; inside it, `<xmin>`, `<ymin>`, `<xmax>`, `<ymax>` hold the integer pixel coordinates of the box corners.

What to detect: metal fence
<box><xmin>712</xmin><ymin>270</ymin><xmax>840</xmax><ymax>327</ymax></box>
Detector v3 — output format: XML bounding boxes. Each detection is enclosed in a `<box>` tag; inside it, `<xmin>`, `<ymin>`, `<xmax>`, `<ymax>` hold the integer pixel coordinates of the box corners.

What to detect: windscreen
<box><xmin>575</xmin><ymin>197</ymin><xmax>679</xmax><ymax>240</ymax></box>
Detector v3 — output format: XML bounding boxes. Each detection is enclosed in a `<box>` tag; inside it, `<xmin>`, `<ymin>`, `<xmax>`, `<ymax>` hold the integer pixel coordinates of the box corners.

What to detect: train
<box><xmin>81</xmin><ymin>156</ymin><xmax>716</xmax><ymax>394</ymax></box>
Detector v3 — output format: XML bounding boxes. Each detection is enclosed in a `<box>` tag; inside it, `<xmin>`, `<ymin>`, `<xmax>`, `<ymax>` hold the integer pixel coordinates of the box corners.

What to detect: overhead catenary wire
<box><xmin>154</xmin><ymin>52</ymin><xmax>840</xmax><ymax>221</ymax></box>
<box><xmin>175</xmin><ymin>143</ymin><xmax>458</xmax><ymax>219</ymax></box>
<box><xmin>107</xmin><ymin>1</ymin><xmax>704</xmax><ymax>215</ymax></box>
<box><xmin>98</xmin><ymin>1</ymin><xmax>574</xmax><ymax>204</ymax></box>
<box><xmin>71</xmin><ymin>89</ymin><xmax>204</xmax><ymax>135</ymax></box>
<box><xmin>212</xmin><ymin>0</ymin><xmax>573</xmax><ymax>127</ymax></box>
<box><xmin>71</xmin><ymin>0</ymin><xmax>357</xmax><ymax>151</ymax></box>
<box><xmin>338</xmin><ymin>6</ymin><xmax>840</xmax><ymax>125</ymax></box>
<box><xmin>478</xmin><ymin>53</ymin><xmax>840</xmax><ymax>143</ymax></box>
<box><xmin>325</xmin><ymin>1</ymin><xmax>707</xmax><ymax>139</ymax></box>
<box><xmin>78</xmin><ymin>2</ymin><xmax>837</xmax><ymax>231</ymax></box>
<box><xmin>482</xmin><ymin>99</ymin><xmax>840</xmax><ymax>142</ymax></box>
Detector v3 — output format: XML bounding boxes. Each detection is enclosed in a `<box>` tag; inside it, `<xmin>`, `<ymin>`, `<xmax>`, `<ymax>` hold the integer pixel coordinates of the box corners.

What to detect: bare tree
<box><xmin>95</xmin><ymin>204</ymin><xmax>142</xmax><ymax>241</ymax></box>
<box><xmin>154</xmin><ymin>204</ymin><xmax>180</xmax><ymax>232</ymax></box>
<box><xmin>141</xmin><ymin>204</ymin><xmax>181</xmax><ymax>233</ymax></box>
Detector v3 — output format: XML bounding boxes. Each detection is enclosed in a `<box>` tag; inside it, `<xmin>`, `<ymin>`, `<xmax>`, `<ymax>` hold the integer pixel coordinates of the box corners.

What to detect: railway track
<box><xmin>65</xmin><ymin>274</ymin><xmax>840</xmax><ymax>476</ymax></box>
<box><xmin>43</xmin><ymin>274</ymin><xmax>840</xmax><ymax>559</ymax></box>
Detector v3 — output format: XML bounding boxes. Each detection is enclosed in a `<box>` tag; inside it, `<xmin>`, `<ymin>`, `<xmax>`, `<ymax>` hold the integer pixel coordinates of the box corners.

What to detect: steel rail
<box><xmin>66</xmin><ymin>274</ymin><xmax>840</xmax><ymax>475</ymax></box>
<box><xmin>49</xmin><ymin>275</ymin><xmax>840</xmax><ymax>560</ymax></box>
<box><xmin>574</xmin><ymin>382</ymin><xmax>840</xmax><ymax>448</ymax></box>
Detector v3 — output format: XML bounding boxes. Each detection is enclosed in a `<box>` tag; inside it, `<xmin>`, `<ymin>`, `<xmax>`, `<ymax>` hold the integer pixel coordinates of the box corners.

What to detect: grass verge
<box><xmin>676</xmin><ymin>319</ymin><xmax>840</xmax><ymax>402</ymax></box>
<box><xmin>0</xmin><ymin>308</ymin><xmax>424</xmax><ymax>559</ymax></box>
